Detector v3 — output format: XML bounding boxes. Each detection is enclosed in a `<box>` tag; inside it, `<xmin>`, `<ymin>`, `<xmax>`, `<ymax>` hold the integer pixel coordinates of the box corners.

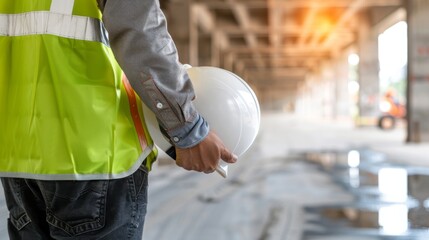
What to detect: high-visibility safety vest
<box><xmin>0</xmin><ymin>0</ymin><xmax>157</xmax><ymax>180</ymax></box>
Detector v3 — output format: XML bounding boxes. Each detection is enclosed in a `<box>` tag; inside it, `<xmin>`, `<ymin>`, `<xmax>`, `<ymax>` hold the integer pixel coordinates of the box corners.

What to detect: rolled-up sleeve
<box><xmin>97</xmin><ymin>0</ymin><xmax>209</xmax><ymax>148</ymax></box>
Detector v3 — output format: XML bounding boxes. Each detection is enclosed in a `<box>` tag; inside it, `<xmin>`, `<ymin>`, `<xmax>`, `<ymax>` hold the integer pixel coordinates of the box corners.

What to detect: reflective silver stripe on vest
<box><xmin>0</xmin><ymin>11</ymin><xmax>109</xmax><ymax>46</ymax></box>
<box><xmin>0</xmin><ymin>145</ymin><xmax>155</xmax><ymax>181</ymax></box>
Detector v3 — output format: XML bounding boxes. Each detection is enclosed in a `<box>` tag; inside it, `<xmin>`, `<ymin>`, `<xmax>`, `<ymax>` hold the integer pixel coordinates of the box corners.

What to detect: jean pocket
<box><xmin>127</xmin><ymin>168</ymin><xmax>149</xmax><ymax>233</ymax></box>
<box><xmin>1</xmin><ymin>179</ymin><xmax>32</xmax><ymax>231</ymax></box>
<box><xmin>39</xmin><ymin>180</ymin><xmax>108</xmax><ymax>237</ymax></box>
<box><xmin>132</xmin><ymin>167</ymin><xmax>148</xmax><ymax>199</ymax></box>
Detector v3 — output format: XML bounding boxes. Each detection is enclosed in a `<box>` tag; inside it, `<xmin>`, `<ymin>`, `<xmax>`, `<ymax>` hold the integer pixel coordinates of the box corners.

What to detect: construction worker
<box><xmin>0</xmin><ymin>0</ymin><xmax>237</xmax><ymax>239</ymax></box>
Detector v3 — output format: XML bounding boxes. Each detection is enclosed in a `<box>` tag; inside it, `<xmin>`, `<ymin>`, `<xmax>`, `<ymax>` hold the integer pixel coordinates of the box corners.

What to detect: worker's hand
<box><xmin>175</xmin><ymin>131</ymin><xmax>238</xmax><ymax>173</ymax></box>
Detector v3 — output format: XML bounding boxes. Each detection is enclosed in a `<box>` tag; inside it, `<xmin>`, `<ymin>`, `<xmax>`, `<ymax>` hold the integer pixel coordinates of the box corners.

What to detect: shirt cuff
<box><xmin>166</xmin><ymin>114</ymin><xmax>209</xmax><ymax>148</ymax></box>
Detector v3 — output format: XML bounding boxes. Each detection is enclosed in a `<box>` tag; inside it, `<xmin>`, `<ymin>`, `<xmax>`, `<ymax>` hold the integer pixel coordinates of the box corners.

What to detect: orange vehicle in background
<box><xmin>378</xmin><ymin>89</ymin><xmax>406</xmax><ymax>130</ymax></box>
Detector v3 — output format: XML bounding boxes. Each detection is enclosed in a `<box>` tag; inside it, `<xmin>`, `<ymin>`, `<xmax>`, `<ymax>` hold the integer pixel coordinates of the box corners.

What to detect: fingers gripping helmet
<box><xmin>142</xmin><ymin>66</ymin><xmax>261</xmax><ymax>176</ymax></box>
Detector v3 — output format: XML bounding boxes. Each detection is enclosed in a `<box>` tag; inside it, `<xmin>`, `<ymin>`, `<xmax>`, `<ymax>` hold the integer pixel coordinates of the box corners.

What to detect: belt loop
<box><xmin>50</xmin><ymin>0</ymin><xmax>75</xmax><ymax>15</ymax></box>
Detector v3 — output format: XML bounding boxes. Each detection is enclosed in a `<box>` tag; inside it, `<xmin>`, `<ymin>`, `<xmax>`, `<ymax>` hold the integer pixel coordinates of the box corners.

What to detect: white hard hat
<box><xmin>142</xmin><ymin>66</ymin><xmax>261</xmax><ymax>177</ymax></box>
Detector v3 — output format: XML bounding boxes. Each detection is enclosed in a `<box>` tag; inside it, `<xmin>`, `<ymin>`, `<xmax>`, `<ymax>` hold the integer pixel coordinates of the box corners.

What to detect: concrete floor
<box><xmin>1</xmin><ymin>113</ymin><xmax>429</xmax><ymax>239</ymax></box>
<box><xmin>143</xmin><ymin>114</ymin><xmax>429</xmax><ymax>240</ymax></box>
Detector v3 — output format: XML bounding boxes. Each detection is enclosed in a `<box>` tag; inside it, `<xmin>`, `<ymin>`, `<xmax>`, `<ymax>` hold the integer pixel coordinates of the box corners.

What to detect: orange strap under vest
<box><xmin>122</xmin><ymin>75</ymin><xmax>148</xmax><ymax>151</ymax></box>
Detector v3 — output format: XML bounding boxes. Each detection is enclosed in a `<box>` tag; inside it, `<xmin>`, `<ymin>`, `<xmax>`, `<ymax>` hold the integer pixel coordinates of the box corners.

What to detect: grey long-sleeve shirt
<box><xmin>96</xmin><ymin>0</ymin><xmax>209</xmax><ymax>148</ymax></box>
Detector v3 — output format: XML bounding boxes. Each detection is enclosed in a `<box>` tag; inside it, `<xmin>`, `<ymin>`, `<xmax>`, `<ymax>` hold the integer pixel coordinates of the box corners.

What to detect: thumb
<box><xmin>221</xmin><ymin>148</ymin><xmax>238</xmax><ymax>164</ymax></box>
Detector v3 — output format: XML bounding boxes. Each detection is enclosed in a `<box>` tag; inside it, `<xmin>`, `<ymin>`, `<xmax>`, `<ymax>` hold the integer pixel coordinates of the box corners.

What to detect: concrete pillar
<box><xmin>295</xmin><ymin>64</ymin><xmax>331</xmax><ymax>117</ymax></box>
<box><xmin>295</xmin><ymin>52</ymin><xmax>356</xmax><ymax>122</ymax></box>
<box><xmin>407</xmin><ymin>0</ymin><xmax>429</xmax><ymax>142</ymax></box>
<box><xmin>357</xmin><ymin>12</ymin><xmax>380</xmax><ymax>124</ymax></box>
<box><xmin>320</xmin><ymin>63</ymin><xmax>336</xmax><ymax>118</ymax></box>
<box><xmin>333</xmin><ymin>52</ymin><xmax>353</xmax><ymax>120</ymax></box>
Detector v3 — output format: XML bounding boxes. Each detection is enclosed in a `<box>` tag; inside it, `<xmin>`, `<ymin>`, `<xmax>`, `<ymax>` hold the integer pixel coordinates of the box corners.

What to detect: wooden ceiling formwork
<box><xmin>162</xmin><ymin>0</ymin><xmax>403</xmax><ymax>96</ymax></box>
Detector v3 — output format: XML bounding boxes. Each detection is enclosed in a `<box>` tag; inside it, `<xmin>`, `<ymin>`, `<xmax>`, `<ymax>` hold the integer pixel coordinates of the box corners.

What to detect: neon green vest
<box><xmin>0</xmin><ymin>0</ymin><xmax>157</xmax><ymax>180</ymax></box>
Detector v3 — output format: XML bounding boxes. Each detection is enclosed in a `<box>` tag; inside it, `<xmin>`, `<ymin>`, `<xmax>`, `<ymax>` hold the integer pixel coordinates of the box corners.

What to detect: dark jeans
<box><xmin>1</xmin><ymin>167</ymin><xmax>148</xmax><ymax>240</ymax></box>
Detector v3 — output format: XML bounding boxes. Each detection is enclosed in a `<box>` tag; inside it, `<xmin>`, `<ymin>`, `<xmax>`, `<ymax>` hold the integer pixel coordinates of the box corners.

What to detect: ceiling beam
<box><xmin>321</xmin><ymin>0</ymin><xmax>366</xmax><ymax>48</ymax></box>
<box><xmin>298</xmin><ymin>4</ymin><xmax>320</xmax><ymax>47</ymax></box>
<box><xmin>191</xmin><ymin>4</ymin><xmax>231</xmax><ymax>66</ymax></box>
<box><xmin>246</xmin><ymin>68</ymin><xmax>308</xmax><ymax>77</ymax></box>
<box><xmin>268</xmin><ymin>0</ymin><xmax>282</xmax><ymax>47</ymax></box>
<box><xmin>226</xmin><ymin>0</ymin><xmax>265</xmax><ymax>68</ymax></box>
<box><xmin>224</xmin><ymin>46</ymin><xmax>331</xmax><ymax>56</ymax></box>
<box><xmin>239</xmin><ymin>57</ymin><xmax>320</xmax><ymax>68</ymax></box>
<box><xmin>213</xmin><ymin>27</ymin><xmax>356</xmax><ymax>38</ymax></box>
<box><xmin>197</xmin><ymin>0</ymin><xmax>402</xmax><ymax>9</ymax></box>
